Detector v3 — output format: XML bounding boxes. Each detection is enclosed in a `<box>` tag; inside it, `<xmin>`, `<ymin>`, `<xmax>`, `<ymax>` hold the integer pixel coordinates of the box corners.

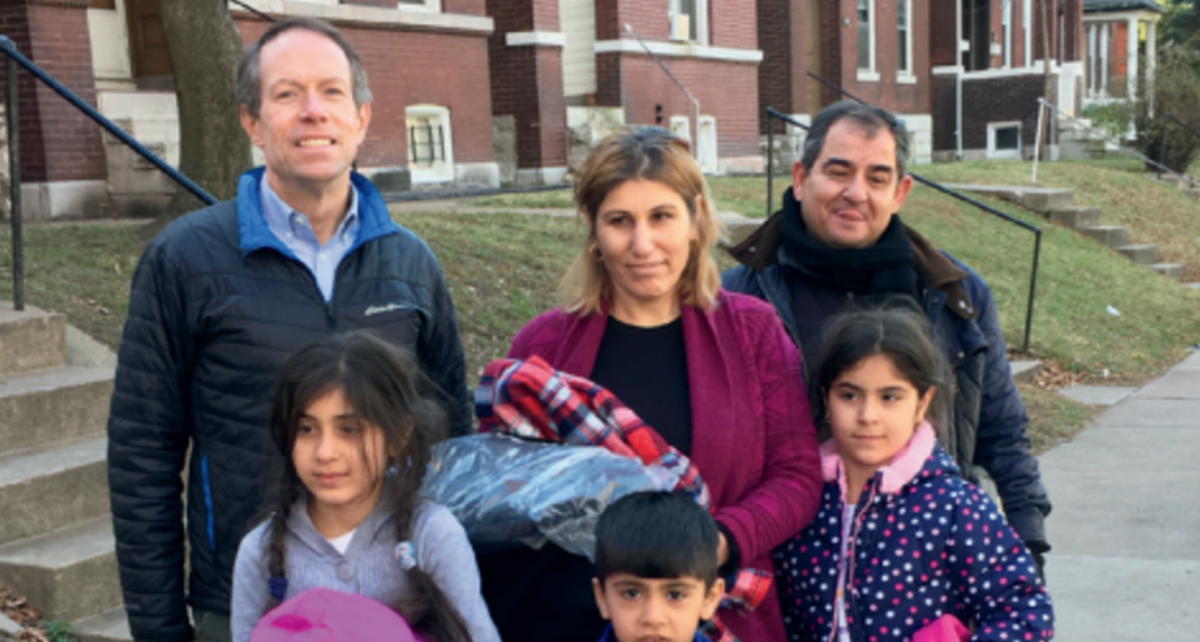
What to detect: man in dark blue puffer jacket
<box><xmin>106</xmin><ymin>17</ymin><xmax>471</xmax><ymax>642</ymax></box>
<box><xmin>722</xmin><ymin>101</ymin><xmax>1052</xmax><ymax>574</ymax></box>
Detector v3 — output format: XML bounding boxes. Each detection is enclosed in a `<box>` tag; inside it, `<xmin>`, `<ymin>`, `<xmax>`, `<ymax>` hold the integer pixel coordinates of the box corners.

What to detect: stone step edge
<box><xmin>0</xmin><ymin>514</ymin><xmax>114</xmax><ymax>569</ymax></box>
<box><xmin>74</xmin><ymin>607</ymin><xmax>132</xmax><ymax>642</ymax></box>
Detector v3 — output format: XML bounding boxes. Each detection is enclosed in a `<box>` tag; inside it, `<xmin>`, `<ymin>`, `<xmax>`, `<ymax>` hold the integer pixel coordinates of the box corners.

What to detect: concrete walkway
<box><xmin>1040</xmin><ymin>349</ymin><xmax>1200</xmax><ymax>641</ymax></box>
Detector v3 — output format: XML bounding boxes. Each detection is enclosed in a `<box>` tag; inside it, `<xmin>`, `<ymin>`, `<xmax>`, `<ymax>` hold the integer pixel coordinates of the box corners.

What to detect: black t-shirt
<box><xmin>589</xmin><ymin>315</ymin><xmax>693</xmax><ymax>455</ymax></box>
<box><xmin>477</xmin><ymin>315</ymin><xmax>694</xmax><ymax>642</ymax></box>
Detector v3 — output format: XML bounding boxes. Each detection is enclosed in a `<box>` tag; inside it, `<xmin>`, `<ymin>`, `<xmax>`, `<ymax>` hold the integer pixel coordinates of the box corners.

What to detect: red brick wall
<box><xmin>930</xmin><ymin>0</ymin><xmax>957</xmax><ymax>66</ymax></box>
<box><xmin>0</xmin><ymin>0</ymin><xmax>105</xmax><ymax>183</ymax></box>
<box><xmin>932</xmin><ymin>71</ymin><xmax>1054</xmax><ymax>151</ymax></box>
<box><xmin>236</xmin><ymin>17</ymin><xmax>494</xmax><ymax>168</ymax></box>
<box><xmin>597</xmin><ymin>53</ymin><xmax>760</xmax><ymax>158</ymax></box>
<box><xmin>840</xmin><ymin>0</ymin><xmax>931</xmax><ymax>115</ymax></box>
<box><xmin>757</xmin><ymin>0</ymin><xmax>797</xmax><ymax>129</ymax></box>
<box><xmin>442</xmin><ymin>0</ymin><xmax>487</xmax><ymax>16</ymax></box>
<box><xmin>710</xmin><ymin>0</ymin><xmax>756</xmax><ymax>49</ymax></box>
<box><xmin>486</xmin><ymin>0</ymin><xmax>567</xmax><ymax>168</ymax></box>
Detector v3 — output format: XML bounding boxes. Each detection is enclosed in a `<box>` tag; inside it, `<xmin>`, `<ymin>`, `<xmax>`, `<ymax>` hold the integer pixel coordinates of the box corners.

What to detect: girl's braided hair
<box><xmin>261</xmin><ymin>330</ymin><xmax>471</xmax><ymax>642</ymax></box>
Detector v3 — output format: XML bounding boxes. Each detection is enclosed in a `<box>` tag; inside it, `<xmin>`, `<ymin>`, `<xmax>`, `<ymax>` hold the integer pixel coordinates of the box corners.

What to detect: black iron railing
<box><xmin>1157</xmin><ymin>111</ymin><xmax>1200</xmax><ymax>180</ymax></box>
<box><xmin>766</xmin><ymin>100</ymin><xmax>1042</xmax><ymax>353</ymax></box>
<box><xmin>0</xmin><ymin>36</ymin><xmax>216</xmax><ymax>311</ymax></box>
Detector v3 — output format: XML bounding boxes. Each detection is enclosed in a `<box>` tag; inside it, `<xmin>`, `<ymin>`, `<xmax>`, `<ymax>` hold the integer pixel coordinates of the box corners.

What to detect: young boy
<box><xmin>591</xmin><ymin>492</ymin><xmax>725</xmax><ymax>642</ymax></box>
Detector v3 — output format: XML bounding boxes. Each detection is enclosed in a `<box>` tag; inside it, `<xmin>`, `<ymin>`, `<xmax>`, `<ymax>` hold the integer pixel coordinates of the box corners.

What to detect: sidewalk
<box><xmin>1040</xmin><ymin>349</ymin><xmax>1200</xmax><ymax>641</ymax></box>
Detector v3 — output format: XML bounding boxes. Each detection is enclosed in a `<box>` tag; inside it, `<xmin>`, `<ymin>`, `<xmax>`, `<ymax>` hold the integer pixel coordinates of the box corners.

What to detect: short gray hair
<box><xmin>800</xmin><ymin>101</ymin><xmax>911</xmax><ymax>180</ymax></box>
<box><xmin>236</xmin><ymin>17</ymin><xmax>372</xmax><ymax>119</ymax></box>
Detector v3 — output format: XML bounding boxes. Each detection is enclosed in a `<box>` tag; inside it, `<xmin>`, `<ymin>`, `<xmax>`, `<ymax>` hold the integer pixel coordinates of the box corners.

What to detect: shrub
<box><xmin>1082</xmin><ymin>102</ymin><xmax>1131</xmax><ymax>140</ymax></box>
<box><xmin>1133</xmin><ymin>47</ymin><xmax>1200</xmax><ymax>174</ymax></box>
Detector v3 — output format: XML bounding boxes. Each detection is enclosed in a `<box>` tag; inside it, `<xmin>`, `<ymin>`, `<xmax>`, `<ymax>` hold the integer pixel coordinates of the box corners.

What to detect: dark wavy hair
<box><xmin>264</xmin><ymin>330</ymin><xmax>469</xmax><ymax>642</ymax></box>
<box><xmin>808</xmin><ymin>296</ymin><xmax>948</xmax><ymax>443</ymax></box>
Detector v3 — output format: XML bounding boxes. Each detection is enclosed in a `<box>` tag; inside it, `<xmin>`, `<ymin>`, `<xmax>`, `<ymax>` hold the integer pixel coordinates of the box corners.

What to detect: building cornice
<box><xmin>593</xmin><ymin>38</ymin><xmax>762</xmax><ymax>63</ymax></box>
<box><xmin>505</xmin><ymin>31</ymin><xmax>566</xmax><ymax>47</ymax></box>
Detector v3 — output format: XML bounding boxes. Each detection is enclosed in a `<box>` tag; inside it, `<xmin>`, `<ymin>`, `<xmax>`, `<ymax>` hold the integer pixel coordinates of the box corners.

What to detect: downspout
<box><xmin>956</xmin><ymin>0</ymin><xmax>964</xmax><ymax>159</ymax></box>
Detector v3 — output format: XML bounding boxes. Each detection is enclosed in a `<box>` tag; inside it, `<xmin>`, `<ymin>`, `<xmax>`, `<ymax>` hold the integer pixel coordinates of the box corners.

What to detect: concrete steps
<box><xmin>944</xmin><ymin>184</ymin><xmax>1186</xmax><ymax>283</ymax></box>
<box><xmin>0</xmin><ymin>437</ymin><xmax>109</xmax><ymax>547</ymax></box>
<box><xmin>75</xmin><ymin>607</ymin><xmax>132</xmax><ymax>642</ymax></box>
<box><xmin>0</xmin><ymin>303</ymin><xmax>124</xmax><ymax>638</ymax></box>
<box><xmin>1114</xmin><ymin>244</ymin><xmax>1158</xmax><ymax>265</ymax></box>
<box><xmin>0</xmin><ymin>517</ymin><xmax>120</xmax><ymax>622</ymax></box>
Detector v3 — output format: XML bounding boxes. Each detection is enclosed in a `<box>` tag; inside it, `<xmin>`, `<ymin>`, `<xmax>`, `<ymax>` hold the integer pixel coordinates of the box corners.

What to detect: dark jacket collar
<box><xmin>728</xmin><ymin>196</ymin><xmax>977</xmax><ymax>320</ymax></box>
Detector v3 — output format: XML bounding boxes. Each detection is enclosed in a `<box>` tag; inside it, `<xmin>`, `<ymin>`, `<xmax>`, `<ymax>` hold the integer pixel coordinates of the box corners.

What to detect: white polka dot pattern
<box><xmin>773</xmin><ymin>444</ymin><xmax>1054</xmax><ymax>642</ymax></box>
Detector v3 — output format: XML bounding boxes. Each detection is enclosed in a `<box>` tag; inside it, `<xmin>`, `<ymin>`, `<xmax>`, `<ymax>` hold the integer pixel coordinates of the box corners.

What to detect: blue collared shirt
<box><xmin>259</xmin><ymin>174</ymin><xmax>360</xmax><ymax>302</ymax></box>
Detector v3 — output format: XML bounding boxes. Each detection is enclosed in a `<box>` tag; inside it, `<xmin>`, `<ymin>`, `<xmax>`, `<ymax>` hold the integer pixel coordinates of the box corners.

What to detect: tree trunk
<box><xmin>155</xmin><ymin>0</ymin><xmax>252</xmax><ymax>228</ymax></box>
<box><xmin>1039</xmin><ymin>0</ymin><xmax>1053</xmax><ymax>162</ymax></box>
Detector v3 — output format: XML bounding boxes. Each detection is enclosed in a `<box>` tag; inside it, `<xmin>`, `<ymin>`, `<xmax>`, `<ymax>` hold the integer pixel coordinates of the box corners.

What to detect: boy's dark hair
<box><xmin>808</xmin><ymin>296</ymin><xmax>949</xmax><ymax>442</ymax></box>
<box><xmin>594</xmin><ymin>491</ymin><xmax>719</xmax><ymax>589</ymax></box>
<box><xmin>264</xmin><ymin>330</ymin><xmax>469</xmax><ymax>642</ymax></box>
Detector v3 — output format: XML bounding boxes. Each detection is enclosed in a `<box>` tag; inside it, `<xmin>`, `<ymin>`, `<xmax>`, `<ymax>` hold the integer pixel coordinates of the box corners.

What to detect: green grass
<box><xmin>1018</xmin><ymin>383</ymin><xmax>1096</xmax><ymax>454</ymax></box>
<box><xmin>914</xmin><ymin>158</ymin><xmax>1200</xmax><ymax>280</ymax></box>
<box><xmin>388</xmin><ymin>211</ymin><xmax>586</xmax><ymax>379</ymax></box>
<box><xmin>463</xmin><ymin>190</ymin><xmax>575</xmax><ymax>210</ymax></box>
<box><xmin>0</xmin><ymin>223</ymin><xmax>144</xmax><ymax>349</ymax></box>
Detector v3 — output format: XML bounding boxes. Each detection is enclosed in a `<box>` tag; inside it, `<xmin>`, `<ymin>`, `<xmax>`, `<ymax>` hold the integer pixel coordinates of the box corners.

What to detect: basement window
<box><xmin>407</xmin><ymin>105</ymin><xmax>455</xmax><ymax>183</ymax></box>
<box><xmin>987</xmin><ymin>122</ymin><xmax>1021</xmax><ymax>160</ymax></box>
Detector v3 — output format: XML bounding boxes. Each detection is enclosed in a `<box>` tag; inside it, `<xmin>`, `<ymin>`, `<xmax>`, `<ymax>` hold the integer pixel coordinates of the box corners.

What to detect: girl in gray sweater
<box><xmin>231</xmin><ymin>331</ymin><xmax>499</xmax><ymax>642</ymax></box>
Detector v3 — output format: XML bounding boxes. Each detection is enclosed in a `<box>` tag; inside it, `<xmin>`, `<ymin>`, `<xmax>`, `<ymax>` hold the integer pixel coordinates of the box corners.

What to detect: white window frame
<box><xmin>856</xmin><ymin>0</ymin><xmax>878</xmax><ymax>82</ymax></box>
<box><xmin>397</xmin><ymin>0</ymin><xmax>441</xmax><ymax>12</ymax></box>
<box><xmin>667</xmin><ymin>0</ymin><xmax>708</xmax><ymax>45</ymax></box>
<box><xmin>406</xmin><ymin>104</ymin><xmax>455</xmax><ymax>183</ymax></box>
<box><xmin>987</xmin><ymin>121</ymin><xmax>1022</xmax><ymax>159</ymax></box>
<box><xmin>897</xmin><ymin>0</ymin><xmax>915</xmax><ymax>83</ymax></box>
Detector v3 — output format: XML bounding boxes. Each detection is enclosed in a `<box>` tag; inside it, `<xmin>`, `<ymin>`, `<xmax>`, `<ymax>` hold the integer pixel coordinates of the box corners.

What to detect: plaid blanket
<box><xmin>476</xmin><ymin>355</ymin><xmax>774</xmax><ymax>642</ymax></box>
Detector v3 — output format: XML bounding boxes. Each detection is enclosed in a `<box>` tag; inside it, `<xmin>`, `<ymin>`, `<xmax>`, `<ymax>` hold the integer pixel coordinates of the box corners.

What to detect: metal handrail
<box><xmin>0</xmin><ymin>36</ymin><xmax>217</xmax><ymax>311</ymax></box>
<box><xmin>765</xmin><ymin>106</ymin><xmax>1042</xmax><ymax>353</ymax></box>
<box><xmin>228</xmin><ymin>0</ymin><xmax>276</xmax><ymax>22</ymax></box>
<box><xmin>1156</xmin><ymin>111</ymin><xmax>1200</xmax><ymax>181</ymax></box>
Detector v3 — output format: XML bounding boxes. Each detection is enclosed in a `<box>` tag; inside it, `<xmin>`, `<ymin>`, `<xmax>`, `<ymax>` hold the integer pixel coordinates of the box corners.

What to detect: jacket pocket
<box><xmin>200</xmin><ymin>454</ymin><xmax>216</xmax><ymax>550</ymax></box>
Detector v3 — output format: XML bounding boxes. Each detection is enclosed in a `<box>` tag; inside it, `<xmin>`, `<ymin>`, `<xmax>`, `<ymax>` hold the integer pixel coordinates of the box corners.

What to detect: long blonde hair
<box><xmin>561</xmin><ymin>128</ymin><xmax>725</xmax><ymax>314</ymax></box>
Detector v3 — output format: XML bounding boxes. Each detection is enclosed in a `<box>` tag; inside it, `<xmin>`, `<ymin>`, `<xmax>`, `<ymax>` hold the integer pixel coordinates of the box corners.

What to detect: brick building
<box><xmin>1082</xmin><ymin>0</ymin><xmax>1162</xmax><ymax>109</ymax></box>
<box><xmin>4</xmin><ymin>0</ymin><xmax>498</xmax><ymax>219</ymax></box>
<box><xmin>488</xmin><ymin>0</ymin><xmax>765</xmax><ymax>185</ymax></box>
<box><xmin>929</xmin><ymin>0</ymin><xmax>1085</xmax><ymax>161</ymax></box>
<box><xmin>757</xmin><ymin>0</ymin><xmax>935</xmax><ymax>169</ymax></box>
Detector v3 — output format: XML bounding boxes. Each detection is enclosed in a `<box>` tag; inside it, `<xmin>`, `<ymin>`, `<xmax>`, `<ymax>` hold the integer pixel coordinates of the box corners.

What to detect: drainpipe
<box><xmin>956</xmin><ymin>0</ymin><xmax>964</xmax><ymax>159</ymax></box>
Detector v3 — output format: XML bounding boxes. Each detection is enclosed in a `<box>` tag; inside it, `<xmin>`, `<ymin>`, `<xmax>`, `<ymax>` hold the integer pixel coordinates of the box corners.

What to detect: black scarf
<box><xmin>777</xmin><ymin>189</ymin><xmax>919</xmax><ymax>298</ymax></box>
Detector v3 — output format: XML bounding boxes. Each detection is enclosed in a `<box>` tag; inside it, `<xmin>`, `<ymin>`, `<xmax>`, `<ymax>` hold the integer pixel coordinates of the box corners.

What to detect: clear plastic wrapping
<box><xmin>421</xmin><ymin>433</ymin><xmax>680</xmax><ymax>560</ymax></box>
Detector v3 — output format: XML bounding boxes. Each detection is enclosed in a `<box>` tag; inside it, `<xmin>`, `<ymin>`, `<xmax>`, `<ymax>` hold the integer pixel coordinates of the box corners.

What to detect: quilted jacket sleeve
<box><xmin>966</xmin><ymin>274</ymin><xmax>1051</xmax><ymax>547</ymax></box>
<box><xmin>712</xmin><ymin>306</ymin><xmax>822</xmax><ymax>563</ymax></box>
<box><xmin>947</xmin><ymin>487</ymin><xmax>1054</xmax><ymax>641</ymax></box>
<box><xmin>107</xmin><ymin>237</ymin><xmax>196</xmax><ymax>642</ymax></box>
<box><xmin>418</xmin><ymin>252</ymin><xmax>473</xmax><ymax>437</ymax></box>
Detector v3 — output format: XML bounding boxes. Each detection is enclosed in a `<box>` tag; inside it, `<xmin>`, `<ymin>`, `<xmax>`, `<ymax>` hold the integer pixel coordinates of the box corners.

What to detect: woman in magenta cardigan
<box><xmin>475</xmin><ymin>128</ymin><xmax>822</xmax><ymax>642</ymax></box>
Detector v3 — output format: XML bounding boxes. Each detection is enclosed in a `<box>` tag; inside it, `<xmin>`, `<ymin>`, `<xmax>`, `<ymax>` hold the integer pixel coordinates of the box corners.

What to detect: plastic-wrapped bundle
<box><xmin>421</xmin><ymin>433</ymin><xmax>681</xmax><ymax>561</ymax></box>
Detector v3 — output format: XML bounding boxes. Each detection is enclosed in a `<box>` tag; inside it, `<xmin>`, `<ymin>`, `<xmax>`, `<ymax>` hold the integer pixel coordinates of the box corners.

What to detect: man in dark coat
<box><xmin>106</xmin><ymin>18</ymin><xmax>471</xmax><ymax>642</ymax></box>
<box><xmin>722</xmin><ymin>101</ymin><xmax>1052</xmax><ymax>571</ymax></box>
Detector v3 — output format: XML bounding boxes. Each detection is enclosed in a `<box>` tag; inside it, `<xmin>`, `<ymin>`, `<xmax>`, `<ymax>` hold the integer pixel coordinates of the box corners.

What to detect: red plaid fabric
<box><xmin>476</xmin><ymin>356</ymin><xmax>773</xmax><ymax>641</ymax></box>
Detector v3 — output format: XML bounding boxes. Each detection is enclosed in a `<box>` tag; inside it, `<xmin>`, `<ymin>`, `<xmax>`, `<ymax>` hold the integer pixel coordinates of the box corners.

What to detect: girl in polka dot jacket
<box><xmin>775</xmin><ymin>302</ymin><xmax>1053</xmax><ymax>642</ymax></box>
